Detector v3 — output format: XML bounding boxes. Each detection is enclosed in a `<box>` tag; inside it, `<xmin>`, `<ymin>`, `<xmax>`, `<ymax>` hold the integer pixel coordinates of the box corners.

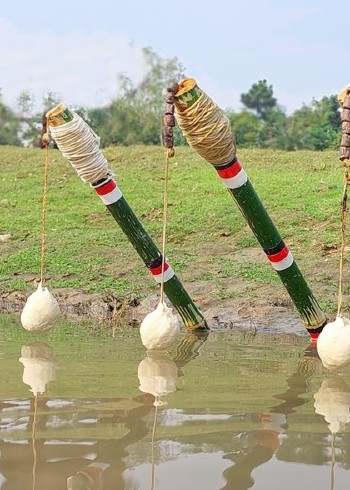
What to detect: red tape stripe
<box><xmin>95</xmin><ymin>180</ymin><xmax>116</xmax><ymax>196</ymax></box>
<box><xmin>217</xmin><ymin>161</ymin><xmax>242</xmax><ymax>179</ymax></box>
<box><xmin>150</xmin><ymin>262</ymin><xmax>170</xmax><ymax>276</ymax></box>
<box><xmin>268</xmin><ymin>246</ymin><xmax>289</xmax><ymax>263</ymax></box>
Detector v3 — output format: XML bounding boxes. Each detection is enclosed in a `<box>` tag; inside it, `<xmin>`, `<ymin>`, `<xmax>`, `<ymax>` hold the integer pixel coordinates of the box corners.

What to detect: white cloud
<box><xmin>0</xmin><ymin>17</ymin><xmax>145</xmax><ymax>111</ymax></box>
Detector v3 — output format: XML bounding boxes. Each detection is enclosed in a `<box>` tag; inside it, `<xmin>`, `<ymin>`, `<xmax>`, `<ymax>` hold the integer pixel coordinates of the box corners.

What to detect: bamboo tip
<box><xmin>338</xmin><ymin>85</ymin><xmax>350</xmax><ymax>106</ymax></box>
<box><xmin>46</xmin><ymin>103</ymin><xmax>74</xmax><ymax>126</ymax></box>
<box><xmin>175</xmin><ymin>78</ymin><xmax>197</xmax><ymax>97</ymax></box>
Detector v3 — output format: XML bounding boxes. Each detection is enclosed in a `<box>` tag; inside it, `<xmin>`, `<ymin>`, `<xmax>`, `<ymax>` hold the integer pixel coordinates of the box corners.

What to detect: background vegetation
<box><xmin>0</xmin><ymin>48</ymin><xmax>342</xmax><ymax>151</ymax></box>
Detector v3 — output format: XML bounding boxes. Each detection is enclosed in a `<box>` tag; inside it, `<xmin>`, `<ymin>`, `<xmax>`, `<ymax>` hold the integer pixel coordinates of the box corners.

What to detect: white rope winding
<box><xmin>49</xmin><ymin>113</ymin><xmax>112</xmax><ymax>184</ymax></box>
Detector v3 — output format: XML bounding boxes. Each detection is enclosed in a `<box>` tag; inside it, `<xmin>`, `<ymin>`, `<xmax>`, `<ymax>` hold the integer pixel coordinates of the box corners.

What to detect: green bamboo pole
<box><xmin>47</xmin><ymin>105</ymin><xmax>208</xmax><ymax>331</ymax></box>
<box><xmin>174</xmin><ymin>79</ymin><xmax>327</xmax><ymax>338</ymax></box>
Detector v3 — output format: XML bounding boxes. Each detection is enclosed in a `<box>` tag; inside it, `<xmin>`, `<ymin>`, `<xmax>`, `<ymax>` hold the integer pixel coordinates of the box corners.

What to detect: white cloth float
<box><xmin>21</xmin><ymin>282</ymin><xmax>60</xmax><ymax>332</ymax></box>
<box><xmin>140</xmin><ymin>301</ymin><xmax>180</xmax><ymax>350</ymax></box>
<box><xmin>317</xmin><ymin>316</ymin><xmax>350</xmax><ymax>370</ymax></box>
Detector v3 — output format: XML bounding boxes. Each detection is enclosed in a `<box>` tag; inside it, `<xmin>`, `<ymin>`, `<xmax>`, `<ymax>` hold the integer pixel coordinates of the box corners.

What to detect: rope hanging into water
<box><xmin>31</xmin><ymin>395</ymin><xmax>38</xmax><ymax>490</ymax></box>
<box><xmin>159</xmin><ymin>85</ymin><xmax>177</xmax><ymax>304</ymax></box>
<box><xmin>337</xmin><ymin>86</ymin><xmax>350</xmax><ymax>316</ymax></box>
<box><xmin>175</xmin><ymin>90</ymin><xmax>236</xmax><ymax>165</ymax></box>
<box><xmin>330</xmin><ymin>433</ymin><xmax>336</xmax><ymax>490</ymax></box>
<box><xmin>337</xmin><ymin>165</ymin><xmax>350</xmax><ymax>316</ymax></box>
<box><xmin>40</xmin><ymin>134</ymin><xmax>50</xmax><ymax>285</ymax></box>
<box><xmin>49</xmin><ymin>113</ymin><xmax>111</xmax><ymax>183</ymax></box>
<box><xmin>159</xmin><ymin>151</ymin><xmax>171</xmax><ymax>305</ymax></box>
<box><xmin>150</xmin><ymin>402</ymin><xmax>158</xmax><ymax>490</ymax></box>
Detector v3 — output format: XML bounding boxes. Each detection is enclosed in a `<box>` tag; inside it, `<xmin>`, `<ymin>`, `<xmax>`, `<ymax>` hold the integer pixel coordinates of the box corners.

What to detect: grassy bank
<box><xmin>0</xmin><ymin>145</ymin><xmax>348</xmax><ymax>318</ymax></box>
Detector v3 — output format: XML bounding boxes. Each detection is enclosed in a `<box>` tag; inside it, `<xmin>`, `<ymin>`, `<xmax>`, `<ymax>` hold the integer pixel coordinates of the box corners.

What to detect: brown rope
<box><xmin>40</xmin><ymin>125</ymin><xmax>50</xmax><ymax>285</ymax></box>
<box><xmin>159</xmin><ymin>149</ymin><xmax>172</xmax><ymax>304</ymax></box>
<box><xmin>151</xmin><ymin>402</ymin><xmax>159</xmax><ymax>490</ymax></box>
<box><xmin>330</xmin><ymin>433</ymin><xmax>336</xmax><ymax>490</ymax></box>
<box><xmin>337</xmin><ymin>162</ymin><xmax>350</xmax><ymax>316</ymax></box>
<box><xmin>32</xmin><ymin>395</ymin><xmax>38</xmax><ymax>490</ymax></box>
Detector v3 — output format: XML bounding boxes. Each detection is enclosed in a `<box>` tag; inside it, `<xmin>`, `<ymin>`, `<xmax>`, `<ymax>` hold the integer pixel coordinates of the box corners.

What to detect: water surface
<box><xmin>0</xmin><ymin>314</ymin><xmax>350</xmax><ymax>490</ymax></box>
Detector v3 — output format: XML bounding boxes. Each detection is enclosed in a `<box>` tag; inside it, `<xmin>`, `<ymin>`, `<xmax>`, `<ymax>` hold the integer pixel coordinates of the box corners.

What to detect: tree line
<box><xmin>0</xmin><ymin>48</ymin><xmax>341</xmax><ymax>151</ymax></box>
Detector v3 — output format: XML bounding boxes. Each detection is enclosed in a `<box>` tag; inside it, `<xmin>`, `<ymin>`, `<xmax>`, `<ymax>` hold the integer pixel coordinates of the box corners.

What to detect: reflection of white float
<box><xmin>317</xmin><ymin>316</ymin><xmax>350</xmax><ymax>370</ymax></box>
<box><xmin>21</xmin><ymin>282</ymin><xmax>60</xmax><ymax>332</ymax></box>
<box><xmin>19</xmin><ymin>343</ymin><xmax>56</xmax><ymax>395</ymax></box>
<box><xmin>67</xmin><ymin>462</ymin><xmax>109</xmax><ymax>490</ymax></box>
<box><xmin>138</xmin><ymin>350</ymin><xmax>178</xmax><ymax>406</ymax></box>
<box><xmin>314</xmin><ymin>377</ymin><xmax>350</xmax><ymax>434</ymax></box>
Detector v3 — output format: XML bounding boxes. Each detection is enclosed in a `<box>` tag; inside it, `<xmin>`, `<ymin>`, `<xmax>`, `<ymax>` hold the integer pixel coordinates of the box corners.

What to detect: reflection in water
<box><xmin>137</xmin><ymin>333</ymin><xmax>208</xmax><ymax>490</ymax></box>
<box><xmin>220</xmin><ymin>344</ymin><xmax>323</xmax><ymax>490</ymax></box>
<box><xmin>19</xmin><ymin>343</ymin><xmax>56</xmax><ymax>396</ymax></box>
<box><xmin>18</xmin><ymin>343</ymin><xmax>56</xmax><ymax>490</ymax></box>
<box><xmin>67</xmin><ymin>462</ymin><xmax>109</xmax><ymax>490</ymax></box>
<box><xmin>1</xmin><ymin>329</ymin><xmax>350</xmax><ymax>489</ymax></box>
<box><xmin>314</xmin><ymin>376</ymin><xmax>350</xmax><ymax>490</ymax></box>
<box><xmin>314</xmin><ymin>377</ymin><xmax>350</xmax><ymax>435</ymax></box>
<box><xmin>138</xmin><ymin>351</ymin><xmax>178</xmax><ymax>407</ymax></box>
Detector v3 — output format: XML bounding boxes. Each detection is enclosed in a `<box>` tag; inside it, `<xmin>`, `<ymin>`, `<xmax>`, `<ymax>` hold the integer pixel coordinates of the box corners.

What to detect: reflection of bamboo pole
<box><xmin>47</xmin><ymin>105</ymin><xmax>207</xmax><ymax>331</ymax></box>
<box><xmin>174</xmin><ymin>79</ymin><xmax>327</xmax><ymax>337</ymax></box>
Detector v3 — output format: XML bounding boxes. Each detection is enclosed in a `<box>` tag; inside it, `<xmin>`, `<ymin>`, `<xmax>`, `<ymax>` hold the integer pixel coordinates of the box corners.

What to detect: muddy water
<box><xmin>1</xmin><ymin>314</ymin><xmax>350</xmax><ymax>490</ymax></box>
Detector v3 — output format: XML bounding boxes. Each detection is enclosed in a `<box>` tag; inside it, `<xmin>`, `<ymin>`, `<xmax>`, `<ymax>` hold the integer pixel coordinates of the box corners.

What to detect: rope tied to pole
<box><xmin>337</xmin><ymin>160</ymin><xmax>350</xmax><ymax>316</ymax></box>
<box><xmin>337</xmin><ymin>86</ymin><xmax>350</xmax><ymax>316</ymax></box>
<box><xmin>159</xmin><ymin>85</ymin><xmax>177</xmax><ymax>303</ymax></box>
<box><xmin>40</xmin><ymin>128</ymin><xmax>50</xmax><ymax>286</ymax></box>
<box><xmin>316</xmin><ymin>87</ymin><xmax>350</xmax><ymax>369</ymax></box>
<box><xmin>138</xmin><ymin>86</ymin><xmax>182</xmax><ymax>350</ymax></box>
<box><xmin>159</xmin><ymin>151</ymin><xmax>171</xmax><ymax>305</ymax></box>
<box><xmin>20</xmin><ymin>123</ymin><xmax>61</xmax><ymax>332</ymax></box>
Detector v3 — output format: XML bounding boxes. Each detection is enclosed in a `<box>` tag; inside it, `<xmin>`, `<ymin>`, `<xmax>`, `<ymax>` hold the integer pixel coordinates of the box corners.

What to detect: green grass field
<box><xmin>0</xmin><ymin>145</ymin><xmax>348</xmax><ymax>317</ymax></box>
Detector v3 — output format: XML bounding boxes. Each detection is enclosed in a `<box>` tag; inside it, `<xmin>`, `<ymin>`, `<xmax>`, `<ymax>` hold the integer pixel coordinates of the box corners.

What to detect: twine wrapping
<box><xmin>175</xmin><ymin>91</ymin><xmax>236</xmax><ymax>166</ymax></box>
<box><xmin>49</xmin><ymin>113</ymin><xmax>111</xmax><ymax>184</ymax></box>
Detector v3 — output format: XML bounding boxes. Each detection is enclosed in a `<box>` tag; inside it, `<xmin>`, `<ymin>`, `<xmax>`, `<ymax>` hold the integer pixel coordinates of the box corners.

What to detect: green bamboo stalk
<box><xmin>226</xmin><ymin>178</ymin><xmax>326</xmax><ymax>332</ymax></box>
<box><xmin>174</xmin><ymin>79</ymin><xmax>327</xmax><ymax>337</ymax></box>
<box><xmin>101</xmin><ymin>191</ymin><xmax>207</xmax><ymax>330</ymax></box>
<box><xmin>47</xmin><ymin>105</ymin><xmax>208</xmax><ymax>331</ymax></box>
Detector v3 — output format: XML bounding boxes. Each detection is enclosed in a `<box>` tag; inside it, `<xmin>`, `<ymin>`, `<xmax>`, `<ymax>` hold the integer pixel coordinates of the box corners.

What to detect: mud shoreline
<box><xmin>0</xmin><ymin>287</ymin><xmax>308</xmax><ymax>336</ymax></box>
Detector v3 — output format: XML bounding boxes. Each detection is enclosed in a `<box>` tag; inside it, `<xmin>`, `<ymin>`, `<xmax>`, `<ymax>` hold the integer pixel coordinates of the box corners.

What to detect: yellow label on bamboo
<box><xmin>46</xmin><ymin>104</ymin><xmax>74</xmax><ymax>126</ymax></box>
<box><xmin>175</xmin><ymin>78</ymin><xmax>202</xmax><ymax>112</ymax></box>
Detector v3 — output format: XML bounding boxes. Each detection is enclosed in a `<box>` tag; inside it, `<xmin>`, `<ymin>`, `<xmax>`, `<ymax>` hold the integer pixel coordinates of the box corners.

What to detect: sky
<box><xmin>0</xmin><ymin>0</ymin><xmax>349</xmax><ymax>114</ymax></box>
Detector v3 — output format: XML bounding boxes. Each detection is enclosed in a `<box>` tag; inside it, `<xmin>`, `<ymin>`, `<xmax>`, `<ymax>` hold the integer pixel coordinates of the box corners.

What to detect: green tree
<box><xmin>16</xmin><ymin>90</ymin><xmax>61</xmax><ymax>147</ymax></box>
<box><xmin>96</xmin><ymin>47</ymin><xmax>186</xmax><ymax>147</ymax></box>
<box><xmin>227</xmin><ymin>110</ymin><xmax>261</xmax><ymax>147</ymax></box>
<box><xmin>241</xmin><ymin>80</ymin><xmax>277</xmax><ymax>120</ymax></box>
<box><xmin>288</xmin><ymin>95</ymin><xmax>341</xmax><ymax>150</ymax></box>
<box><xmin>0</xmin><ymin>89</ymin><xmax>21</xmax><ymax>146</ymax></box>
<box><xmin>259</xmin><ymin>108</ymin><xmax>288</xmax><ymax>149</ymax></box>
